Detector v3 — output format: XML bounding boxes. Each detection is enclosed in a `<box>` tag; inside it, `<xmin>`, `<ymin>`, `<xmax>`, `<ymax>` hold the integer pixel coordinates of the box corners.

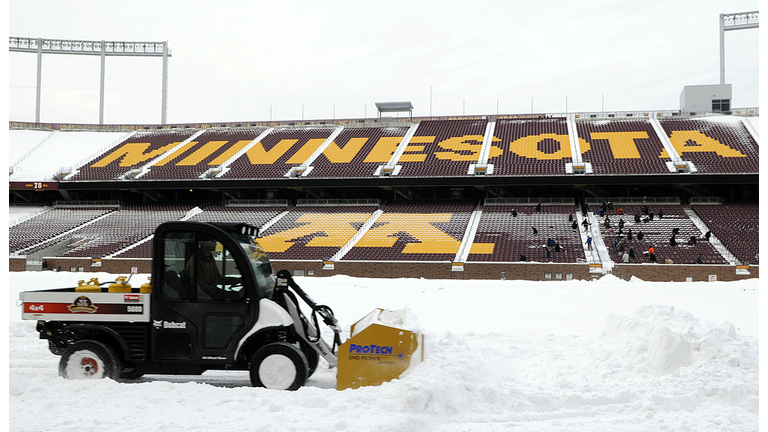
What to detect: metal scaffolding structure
<box><xmin>719</xmin><ymin>11</ymin><xmax>759</xmax><ymax>85</ymax></box>
<box><xmin>9</xmin><ymin>37</ymin><xmax>171</xmax><ymax>125</ymax></box>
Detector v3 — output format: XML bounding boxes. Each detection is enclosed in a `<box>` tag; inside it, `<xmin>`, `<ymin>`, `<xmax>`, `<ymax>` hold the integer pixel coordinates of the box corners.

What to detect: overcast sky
<box><xmin>7</xmin><ymin>0</ymin><xmax>761</xmax><ymax>125</ymax></box>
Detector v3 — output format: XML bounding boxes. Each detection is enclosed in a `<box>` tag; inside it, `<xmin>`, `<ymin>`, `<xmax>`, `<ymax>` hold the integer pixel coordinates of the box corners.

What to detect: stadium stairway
<box><xmin>327</xmin><ymin>204</ymin><xmax>388</xmax><ymax>265</ymax></box>
<box><xmin>106</xmin><ymin>206</ymin><xmax>205</xmax><ymax>258</ymax></box>
<box><xmin>586</xmin><ymin>212</ymin><xmax>614</xmax><ymax>274</ymax></box>
<box><xmin>14</xmin><ymin>210</ymin><xmax>116</xmax><ymax>258</ymax></box>
<box><xmin>452</xmin><ymin>201</ymin><xmax>484</xmax><ymax>268</ymax></box>
<box><xmin>683</xmin><ymin>207</ymin><xmax>738</xmax><ymax>265</ymax></box>
<box><xmin>377</xmin><ymin>123</ymin><xmax>420</xmax><ymax>176</ymax></box>
<box><xmin>575</xmin><ymin>211</ymin><xmax>600</xmax><ymax>265</ymax></box>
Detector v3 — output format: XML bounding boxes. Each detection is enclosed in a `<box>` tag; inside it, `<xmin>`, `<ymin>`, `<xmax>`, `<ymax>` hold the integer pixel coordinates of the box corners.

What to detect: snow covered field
<box><xmin>8</xmin><ymin>272</ymin><xmax>759</xmax><ymax>431</ymax></box>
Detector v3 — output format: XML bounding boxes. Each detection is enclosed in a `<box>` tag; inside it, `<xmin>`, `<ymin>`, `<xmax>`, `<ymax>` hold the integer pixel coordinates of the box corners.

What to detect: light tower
<box><xmin>9</xmin><ymin>37</ymin><xmax>171</xmax><ymax>125</ymax></box>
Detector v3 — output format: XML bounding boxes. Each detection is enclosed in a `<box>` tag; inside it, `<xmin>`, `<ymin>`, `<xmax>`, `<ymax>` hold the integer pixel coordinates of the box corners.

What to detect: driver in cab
<box><xmin>185</xmin><ymin>240</ymin><xmax>242</xmax><ymax>300</ymax></box>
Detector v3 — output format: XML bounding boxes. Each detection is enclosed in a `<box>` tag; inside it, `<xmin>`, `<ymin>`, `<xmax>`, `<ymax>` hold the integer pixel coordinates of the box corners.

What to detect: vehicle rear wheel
<box><xmin>59</xmin><ymin>340</ymin><xmax>121</xmax><ymax>380</ymax></box>
<box><xmin>250</xmin><ymin>342</ymin><xmax>308</xmax><ymax>391</ymax></box>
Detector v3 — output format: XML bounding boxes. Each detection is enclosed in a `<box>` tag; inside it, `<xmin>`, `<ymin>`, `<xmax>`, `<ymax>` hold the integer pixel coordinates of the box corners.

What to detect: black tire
<box><xmin>59</xmin><ymin>340</ymin><xmax>121</xmax><ymax>380</ymax></box>
<box><xmin>250</xmin><ymin>342</ymin><xmax>308</xmax><ymax>391</ymax></box>
<box><xmin>299</xmin><ymin>340</ymin><xmax>320</xmax><ymax>378</ymax></box>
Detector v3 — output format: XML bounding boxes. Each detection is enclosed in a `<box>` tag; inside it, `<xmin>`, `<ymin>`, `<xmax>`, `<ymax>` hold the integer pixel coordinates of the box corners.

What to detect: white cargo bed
<box><xmin>21</xmin><ymin>291</ymin><xmax>151</xmax><ymax>322</ymax></box>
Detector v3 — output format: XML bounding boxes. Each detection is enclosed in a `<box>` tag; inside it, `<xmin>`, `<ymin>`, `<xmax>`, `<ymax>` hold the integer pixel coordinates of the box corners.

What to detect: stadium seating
<box><xmin>141</xmin><ymin>129</ymin><xmax>265</xmax><ymax>180</ymax></box>
<box><xmin>489</xmin><ymin>119</ymin><xmax>572</xmax><ymax>175</ymax></box>
<box><xmin>343</xmin><ymin>201</ymin><xmax>475</xmax><ymax>261</ymax></box>
<box><xmin>9</xmin><ymin>206</ymin><xmax>116</xmax><ymax>253</ymax></box>
<box><xmin>576</xmin><ymin>120</ymin><xmax>670</xmax><ymax>174</ymax></box>
<box><xmin>308</xmin><ymin>127</ymin><xmax>409</xmax><ymax>178</ymax></box>
<box><xmin>593</xmin><ymin>204</ymin><xmax>726</xmax><ymax>264</ymax></box>
<box><xmin>466</xmin><ymin>204</ymin><xmax>585</xmax><ymax>263</ymax></box>
<box><xmin>658</xmin><ymin>118</ymin><xmax>759</xmax><ymax>173</ymax></box>
<box><xmin>67</xmin><ymin>130</ymin><xmax>199</xmax><ymax>181</ymax></box>
<box><xmin>258</xmin><ymin>205</ymin><xmax>378</xmax><ymax>260</ymax></box>
<box><xmin>221</xmin><ymin>128</ymin><xmax>334</xmax><ymax>178</ymax></box>
<box><xmin>49</xmin><ymin>204</ymin><xmax>193</xmax><ymax>258</ymax></box>
<box><xmin>692</xmin><ymin>204</ymin><xmax>759</xmax><ymax>265</ymax></box>
<box><xmin>396</xmin><ymin>120</ymin><xmax>487</xmax><ymax>177</ymax></box>
<box><xmin>112</xmin><ymin>204</ymin><xmax>289</xmax><ymax>259</ymax></box>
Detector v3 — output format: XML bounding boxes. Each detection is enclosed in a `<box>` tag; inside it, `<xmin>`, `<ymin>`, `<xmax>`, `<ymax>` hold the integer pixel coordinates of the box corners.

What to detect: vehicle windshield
<box><xmin>234</xmin><ymin>233</ymin><xmax>275</xmax><ymax>299</ymax></box>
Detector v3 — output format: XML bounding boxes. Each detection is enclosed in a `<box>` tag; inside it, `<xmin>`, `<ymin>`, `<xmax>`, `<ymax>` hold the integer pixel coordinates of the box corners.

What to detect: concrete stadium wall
<box><xmin>9</xmin><ymin>257</ymin><xmax>26</xmax><ymax>272</ymax></box>
<box><xmin>610</xmin><ymin>264</ymin><xmax>758</xmax><ymax>282</ymax></box>
<box><xmin>13</xmin><ymin>257</ymin><xmax>756</xmax><ymax>282</ymax></box>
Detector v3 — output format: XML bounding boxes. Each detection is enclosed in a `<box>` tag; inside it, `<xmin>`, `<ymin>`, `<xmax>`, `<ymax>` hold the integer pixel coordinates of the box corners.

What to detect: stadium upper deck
<box><xmin>9</xmin><ymin>113</ymin><xmax>759</xmax><ymax>192</ymax></box>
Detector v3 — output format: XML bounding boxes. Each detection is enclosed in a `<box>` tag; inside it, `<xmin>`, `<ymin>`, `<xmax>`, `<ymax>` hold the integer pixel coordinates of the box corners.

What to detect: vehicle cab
<box><xmin>149</xmin><ymin>221</ymin><xmax>282</xmax><ymax>372</ymax></box>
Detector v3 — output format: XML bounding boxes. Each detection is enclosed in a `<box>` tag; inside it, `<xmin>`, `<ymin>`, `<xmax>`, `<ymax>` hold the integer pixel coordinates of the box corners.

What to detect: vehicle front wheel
<box><xmin>250</xmin><ymin>342</ymin><xmax>308</xmax><ymax>391</ymax></box>
<box><xmin>59</xmin><ymin>340</ymin><xmax>121</xmax><ymax>380</ymax></box>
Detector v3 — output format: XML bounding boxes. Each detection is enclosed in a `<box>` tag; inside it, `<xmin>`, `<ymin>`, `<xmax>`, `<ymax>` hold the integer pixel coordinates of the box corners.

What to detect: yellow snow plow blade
<box><xmin>337</xmin><ymin>308</ymin><xmax>423</xmax><ymax>391</ymax></box>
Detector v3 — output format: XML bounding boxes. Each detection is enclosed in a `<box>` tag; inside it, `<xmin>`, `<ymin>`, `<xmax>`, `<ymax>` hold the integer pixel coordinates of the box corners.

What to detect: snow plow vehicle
<box><xmin>20</xmin><ymin>221</ymin><xmax>423</xmax><ymax>391</ymax></box>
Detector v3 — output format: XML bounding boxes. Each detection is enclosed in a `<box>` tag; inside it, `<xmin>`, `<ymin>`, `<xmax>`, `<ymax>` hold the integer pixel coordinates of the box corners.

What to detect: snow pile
<box><xmin>351</xmin><ymin>307</ymin><xmax>421</xmax><ymax>337</ymax></box>
<box><xmin>8</xmin><ymin>272</ymin><xmax>759</xmax><ymax>431</ymax></box>
<box><xmin>600</xmin><ymin>305</ymin><xmax>750</xmax><ymax>376</ymax></box>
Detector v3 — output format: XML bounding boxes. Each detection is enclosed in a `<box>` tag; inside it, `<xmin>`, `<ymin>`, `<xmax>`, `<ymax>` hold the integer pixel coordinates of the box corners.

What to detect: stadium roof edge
<box><xmin>8</xmin><ymin>107</ymin><xmax>758</xmax><ymax>132</ymax></box>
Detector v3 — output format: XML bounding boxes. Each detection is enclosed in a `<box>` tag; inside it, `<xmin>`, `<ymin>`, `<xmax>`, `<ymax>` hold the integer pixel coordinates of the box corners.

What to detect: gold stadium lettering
<box><xmin>153</xmin><ymin>141</ymin><xmax>201</xmax><ymax>166</ymax></box>
<box><xmin>209</xmin><ymin>140</ymin><xmax>252</xmax><ymax>165</ymax></box>
<box><xmin>243</xmin><ymin>137</ymin><xmax>326</xmax><ymax>165</ymax></box>
<box><xmin>258</xmin><ymin>213</ymin><xmax>371</xmax><ymax>253</ymax></box>
<box><xmin>507</xmin><ymin>133</ymin><xmax>572</xmax><ymax>160</ymax></box>
<box><xmin>433</xmin><ymin>135</ymin><xmax>484</xmax><ymax>161</ymax></box>
<box><xmin>355</xmin><ymin>213</ymin><xmax>461</xmax><ymax>254</ymax></box>
<box><xmin>322</xmin><ymin>138</ymin><xmax>369</xmax><ymax>163</ymax></box>
<box><xmin>399</xmin><ymin>136</ymin><xmax>434</xmax><ymax>162</ymax></box>
<box><xmin>362</xmin><ymin>137</ymin><xmax>403</xmax><ymax>163</ymax></box>
<box><xmin>586</xmin><ymin>131</ymin><xmax>648</xmax><ymax>159</ymax></box>
<box><xmin>245</xmin><ymin>139</ymin><xmax>298</xmax><ymax>164</ymax></box>
<box><xmin>286</xmin><ymin>138</ymin><xmax>327</xmax><ymax>164</ymax></box>
<box><xmin>91</xmin><ymin>142</ymin><xmax>181</xmax><ymax>167</ymax></box>
<box><xmin>662</xmin><ymin>130</ymin><xmax>746</xmax><ymax>158</ymax></box>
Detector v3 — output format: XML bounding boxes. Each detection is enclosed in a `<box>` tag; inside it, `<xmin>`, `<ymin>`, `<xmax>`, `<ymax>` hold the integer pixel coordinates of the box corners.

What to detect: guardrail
<box><xmin>296</xmin><ymin>199</ymin><xmax>380</xmax><ymax>206</ymax></box>
<box><xmin>485</xmin><ymin>197</ymin><xmax>575</xmax><ymax>206</ymax></box>
<box><xmin>222</xmin><ymin>199</ymin><xmax>290</xmax><ymax>207</ymax></box>
<box><xmin>584</xmin><ymin>197</ymin><xmax>681</xmax><ymax>206</ymax></box>
<box><xmin>53</xmin><ymin>200</ymin><xmax>120</xmax><ymax>207</ymax></box>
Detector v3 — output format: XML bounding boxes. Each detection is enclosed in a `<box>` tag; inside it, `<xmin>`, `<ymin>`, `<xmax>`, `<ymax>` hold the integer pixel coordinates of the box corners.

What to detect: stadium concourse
<box><xmin>8</xmin><ymin>111</ymin><xmax>759</xmax><ymax>282</ymax></box>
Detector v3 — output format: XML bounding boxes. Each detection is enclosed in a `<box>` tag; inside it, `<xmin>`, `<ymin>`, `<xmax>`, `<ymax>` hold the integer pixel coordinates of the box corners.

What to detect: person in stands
<box><xmin>585</xmin><ymin>236</ymin><xmax>593</xmax><ymax>251</ymax></box>
<box><xmin>532</xmin><ymin>226</ymin><xmax>538</xmax><ymax>235</ymax></box>
<box><xmin>637</xmin><ymin>231</ymin><xmax>645</xmax><ymax>241</ymax></box>
<box><xmin>705</xmin><ymin>230</ymin><xmax>712</xmax><ymax>241</ymax></box>
<box><xmin>695</xmin><ymin>254</ymin><xmax>704</xmax><ymax>264</ymax></box>
<box><xmin>511</xmin><ymin>209</ymin><xmax>517</xmax><ymax>217</ymax></box>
